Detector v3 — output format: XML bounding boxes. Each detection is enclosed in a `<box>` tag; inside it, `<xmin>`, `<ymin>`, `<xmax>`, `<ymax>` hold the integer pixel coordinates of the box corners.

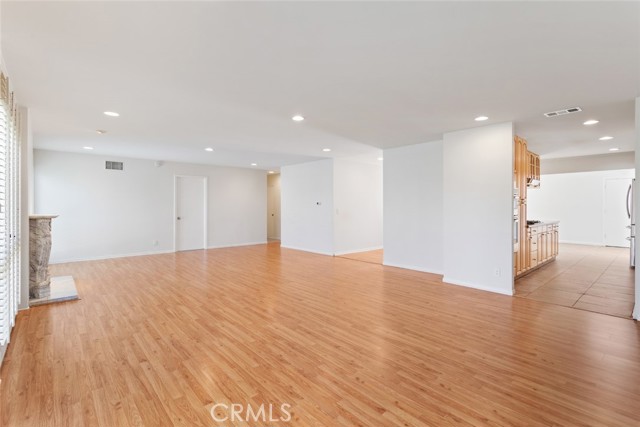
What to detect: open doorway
<box><xmin>516</xmin><ymin>169</ymin><xmax>635</xmax><ymax>318</ymax></box>
<box><xmin>267</xmin><ymin>173</ymin><xmax>281</xmax><ymax>241</ymax></box>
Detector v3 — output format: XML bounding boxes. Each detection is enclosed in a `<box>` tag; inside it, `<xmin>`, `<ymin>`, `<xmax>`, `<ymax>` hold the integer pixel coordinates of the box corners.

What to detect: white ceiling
<box><xmin>1</xmin><ymin>1</ymin><xmax>639</xmax><ymax>169</ymax></box>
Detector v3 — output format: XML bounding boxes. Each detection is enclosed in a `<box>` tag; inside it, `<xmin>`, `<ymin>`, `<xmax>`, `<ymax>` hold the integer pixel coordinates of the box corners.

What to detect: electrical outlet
<box><xmin>494</xmin><ymin>268</ymin><xmax>501</xmax><ymax>277</ymax></box>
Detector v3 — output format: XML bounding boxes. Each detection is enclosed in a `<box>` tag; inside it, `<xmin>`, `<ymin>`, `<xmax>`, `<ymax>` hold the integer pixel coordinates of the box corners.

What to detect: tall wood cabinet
<box><xmin>514</xmin><ymin>136</ymin><xmax>558</xmax><ymax>278</ymax></box>
<box><xmin>514</xmin><ymin>136</ymin><xmax>528</xmax><ymax>277</ymax></box>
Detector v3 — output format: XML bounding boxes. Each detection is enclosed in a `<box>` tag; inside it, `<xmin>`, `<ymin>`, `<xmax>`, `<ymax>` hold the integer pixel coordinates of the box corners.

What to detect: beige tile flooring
<box><xmin>515</xmin><ymin>244</ymin><xmax>635</xmax><ymax>318</ymax></box>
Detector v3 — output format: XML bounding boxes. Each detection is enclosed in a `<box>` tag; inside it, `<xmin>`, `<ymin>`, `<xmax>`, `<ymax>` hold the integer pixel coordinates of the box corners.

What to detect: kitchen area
<box><xmin>513</xmin><ymin>136</ymin><xmax>636</xmax><ymax>318</ymax></box>
<box><xmin>513</xmin><ymin>136</ymin><xmax>561</xmax><ymax>278</ymax></box>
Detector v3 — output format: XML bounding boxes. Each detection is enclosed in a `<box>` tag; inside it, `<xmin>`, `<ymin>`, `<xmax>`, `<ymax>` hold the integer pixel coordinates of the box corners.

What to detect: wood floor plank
<box><xmin>1</xmin><ymin>242</ymin><xmax>639</xmax><ymax>426</ymax></box>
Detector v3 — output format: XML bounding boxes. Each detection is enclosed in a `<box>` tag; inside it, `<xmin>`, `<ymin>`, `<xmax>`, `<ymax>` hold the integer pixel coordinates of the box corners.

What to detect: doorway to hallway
<box><xmin>267</xmin><ymin>173</ymin><xmax>281</xmax><ymax>241</ymax></box>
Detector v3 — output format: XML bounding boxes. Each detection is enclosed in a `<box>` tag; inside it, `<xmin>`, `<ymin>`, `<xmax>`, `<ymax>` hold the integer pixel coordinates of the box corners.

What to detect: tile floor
<box><xmin>515</xmin><ymin>244</ymin><xmax>635</xmax><ymax>318</ymax></box>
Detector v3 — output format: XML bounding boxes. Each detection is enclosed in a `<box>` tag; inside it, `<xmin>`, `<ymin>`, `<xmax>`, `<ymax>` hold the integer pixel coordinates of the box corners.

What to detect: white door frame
<box><xmin>173</xmin><ymin>175</ymin><xmax>208</xmax><ymax>252</ymax></box>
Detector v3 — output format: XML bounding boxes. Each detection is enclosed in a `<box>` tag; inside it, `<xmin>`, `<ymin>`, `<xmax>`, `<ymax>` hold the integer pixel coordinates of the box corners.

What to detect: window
<box><xmin>0</xmin><ymin>73</ymin><xmax>21</xmax><ymax>347</ymax></box>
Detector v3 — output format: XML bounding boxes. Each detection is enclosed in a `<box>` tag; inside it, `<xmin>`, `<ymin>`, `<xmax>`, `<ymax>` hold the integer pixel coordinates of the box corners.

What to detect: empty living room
<box><xmin>1</xmin><ymin>1</ymin><xmax>639</xmax><ymax>426</ymax></box>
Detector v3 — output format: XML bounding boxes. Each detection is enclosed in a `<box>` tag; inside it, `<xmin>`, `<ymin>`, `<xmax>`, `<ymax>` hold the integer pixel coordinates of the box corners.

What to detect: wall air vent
<box><xmin>544</xmin><ymin>107</ymin><xmax>582</xmax><ymax>118</ymax></box>
<box><xmin>105</xmin><ymin>161</ymin><xmax>124</xmax><ymax>171</ymax></box>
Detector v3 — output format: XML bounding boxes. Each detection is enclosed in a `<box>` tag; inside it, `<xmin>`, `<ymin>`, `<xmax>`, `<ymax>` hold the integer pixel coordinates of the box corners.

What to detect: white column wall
<box><xmin>442</xmin><ymin>123</ymin><xmax>514</xmax><ymax>295</ymax></box>
<box><xmin>18</xmin><ymin>106</ymin><xmax>29</xmax><ymax>309</ymax></box>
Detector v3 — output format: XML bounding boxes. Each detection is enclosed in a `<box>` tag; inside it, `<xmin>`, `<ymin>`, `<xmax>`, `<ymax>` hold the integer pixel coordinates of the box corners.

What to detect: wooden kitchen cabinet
<box><xmin>526</xmin><ymin>223</ymin><xmax>559</xmax><ymax>273</ymax></box>
<box><xmin>528</xmin><ymin>231</ymin><xmax>538</xmax><ymax>268</ymax></box>
<box><xmin>514</xmin><ymin>136</ymin><xmax>529</xmax><ymax>277</ymax></box>
<box><xmin>527</xmin><ymin>152</ymin><xmax>540</xmax><ymax>188</ymax></box>
<box><xmin>515</xmin><ymin>135</ymin><xmax>555</xmax><ymax>278</ymax></box>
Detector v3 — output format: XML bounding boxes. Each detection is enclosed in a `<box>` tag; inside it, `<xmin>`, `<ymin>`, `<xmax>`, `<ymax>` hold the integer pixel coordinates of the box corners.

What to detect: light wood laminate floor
<box><xmin>2</xmin><ymin>242</ymin><xmax>639</xmax><ymax>426</ymax></box>
<box><xmin>515</xmin><ymin>244</ymin><xmax>635</xmax><ymax>318</ymax></box>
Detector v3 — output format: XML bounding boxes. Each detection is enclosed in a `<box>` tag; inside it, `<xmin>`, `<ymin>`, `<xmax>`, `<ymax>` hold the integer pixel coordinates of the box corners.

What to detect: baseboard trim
<box><xmin>51</xmin><ymin>249</ymin><xmax>176</xmax><ymax>264</ymax></box>
<box><xmin>382</xmin><ymin>261</ymin><xmax>443</xmax><ymax>276</ymax></box>
<box><xmin>207</xmin><ymin>241</ymin><xmax>267</xmax><ymax>250</ymax></box>
<box><xmin>51</xmin><ymin>241</ymin><xmax>270</xmax><ymax>264</ymax></box>
<box><xmin>280</xmin><ymin>245</ymin><xmax>333</xmax><ymax>256</ymax></box>
<box><xmin>0</xmin><ymin>343</ymin><xmax>6</xmax><ymax>368</ymax></box>
<box><xmin>441</xmin><ymin>276</ymin><xmax>514</xmax><ymax>296</ymax></box>
<box><xmin>559</xmin><ymin>240</ymin><xmax>604</xmax><ymax>246</ymax></box>
<box><xmin>633</xmin><ymin>303</ymin><xmax>640</xmax><ymax>321</ymax></box>
<box><xmin>334</xmin><ymin>246</ymin><xmax>383</xmax><ymax>256</ymax></box>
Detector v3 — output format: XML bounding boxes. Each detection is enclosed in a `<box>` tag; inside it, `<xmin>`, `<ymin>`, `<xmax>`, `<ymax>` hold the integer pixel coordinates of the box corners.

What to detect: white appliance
<box><xmin>627</xmin><ymin>179</ymin><xmax>635</xmax><ymax>268</ymax></box>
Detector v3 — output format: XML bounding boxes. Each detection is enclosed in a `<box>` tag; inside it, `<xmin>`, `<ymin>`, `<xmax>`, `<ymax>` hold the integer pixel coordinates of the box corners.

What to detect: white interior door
<box><xmin>604</xmin><ymin>178</ymin><xmax>632</xmax><ymax>247</ymax></box>
<box><xmin>175</xmin><ymin>176</ymin><xmax>207</xmax><ymax>251</ymax></box>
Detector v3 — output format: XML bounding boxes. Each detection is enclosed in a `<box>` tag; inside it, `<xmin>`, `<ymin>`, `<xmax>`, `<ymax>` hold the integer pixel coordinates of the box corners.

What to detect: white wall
<box><xmin>634</xmin><ymin>96</ymin><xmax>640</xmax><ymax>320</ymax></box>
<box><xmin>34</xmin><ymin>150</ymin><xmax>267</xmax><ymax>263</ymax></box>
<box><xmin>542</xmin><ymin>152</ymin><xmax>634</xmax><ymax>174</ymax></box>
<box><xmin>333</xmin><ymin>158</ymin><xmax>383</xmax><ymax>255</ymax></box>
<box><xmin>383</xmin><ymin>141</ymin><xmax>443</xmax><ymax>273</ymax></box>
<box><xmin>280</xmin><ymin>159</ymin><xmax>334</xmax><ymax>255</ymax></box>
<box><xmin>18</xmin><ymin>106</ymin><xmax>30</xmax><ymax>309</ymax></box>
<box><xmin>442</xmin><ymin>123</ymin><xmax>514</xmax><ymax>295</ymax></box>
<box><xmin>527</xmin><ymin>169</ymin><xmax>635</xmax><ymax>246</ymax></box>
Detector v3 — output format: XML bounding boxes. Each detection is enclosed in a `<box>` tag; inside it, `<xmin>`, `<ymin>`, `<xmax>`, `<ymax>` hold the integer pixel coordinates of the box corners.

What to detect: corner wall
<box><xmin>280</xmin><ymin>159</ymin><xmax>334</xmax><ymax>255</ymax></box>
<box><xmin>442</xmin><ymin>123</ymin><xmax>514</xmax><ymax>295</ymax></box>
<box><xmin>333</xmin><ymin>158</ymin><xmax>383</xmax><ymax>255</ymax></box>
<box><xmin>18</xmin><ymin>106</ymin><xmax>29</xmax><ymax>309</ymax></box>
<box><xmin>383</xmin><ymin>141</ymin><xmax>443</xmax><ymax>273</ymax></box>
<box><xmin>34</xmin><ymin>150</ymin><xmax>267</xmax><ymax>263</ymax></box>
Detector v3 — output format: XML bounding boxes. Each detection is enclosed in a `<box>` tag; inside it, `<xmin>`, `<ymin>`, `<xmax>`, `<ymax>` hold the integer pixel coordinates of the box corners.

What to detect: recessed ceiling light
<box><xmin>583</xmin><ymin>119</ymin><xmax>599</xmax><ymax>125</ymax></box>
<box><xmin>609</xmin><ymin>147</ymin><xmax>620</xmax><ymax>152</ymax></box>
<box><xmin>83</xmin><ymin>146</ymin><xmax>94</xmax><ymax>150</ymax></box>
<box><xmin>96</xmin><ymin>129</ymin><xmax>107</xmax><ymax>135</ymax></box>
<box><xmin>205</xmin><ymin>147</ymin><xmax>214</xmax><ymax>152</ymax></box>
<box><xmin>599</xmin><ymin>136</ymin><xmax>613</xmax><ymax>141</ymax></box>
<box><xmin>292</xmin><ymin>115</ymin><xmax>305</xmax><ymax>122</ymax></box>
<box><xmin>475</xmin><ymin>116</ymin><xmax>489</xmax><ymax>121</ymax></box>
<box><xmin>103</xmin><ymin>111</ymin><xmax>120</xmax><ymax>117</ymax></box>
<box><xmin>251</xmin><ymin>163</ymin><xmax>257</xmax><ymax>166</ymax></box>
<box><xmin>322</xmin><ymin>148</ymin><xmax>331</xmax><ymax>152</ymax></box>
<box><xmin>268</xmin><ymin>171</ymin><xmax>275</xmax><ymax>174</ymax></box>
<box><xmin>378</xmin><ymin>157</ymin><xmax>383</xmax><ymax>161</ymax></box>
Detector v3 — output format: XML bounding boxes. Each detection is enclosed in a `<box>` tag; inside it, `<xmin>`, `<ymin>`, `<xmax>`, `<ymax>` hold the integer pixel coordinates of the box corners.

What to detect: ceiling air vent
<box><xmin>105</xmin><ymin>161</ymin><xmax>124</xmax><ymax>171</ymax></box>
<box><xmin>543</xmin><ymin>107</ymin><xmax>582</xmax><ymax>118</ymax></box>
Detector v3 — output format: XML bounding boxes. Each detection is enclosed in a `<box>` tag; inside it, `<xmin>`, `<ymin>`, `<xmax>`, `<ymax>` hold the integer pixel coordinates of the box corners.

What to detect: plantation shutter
<box><xmin>0</xmin><ymin>73</ymin><xmax>21</xmax><ymax>347</ymax></box>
